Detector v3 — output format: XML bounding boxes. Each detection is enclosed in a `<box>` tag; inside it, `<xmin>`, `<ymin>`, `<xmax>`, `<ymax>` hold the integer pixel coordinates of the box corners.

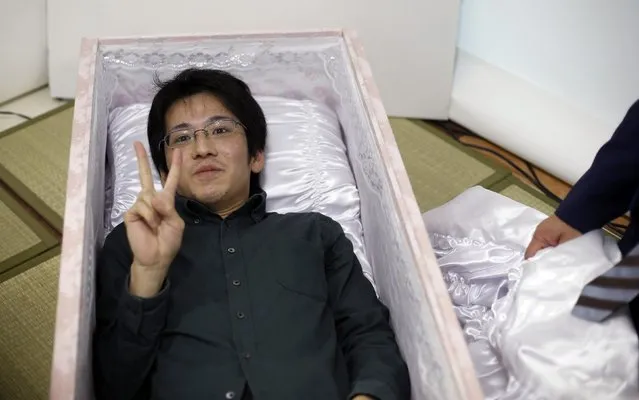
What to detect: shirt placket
<box><xmin>220</xmin><ymin>218</ymin><xmax>256</xmax><ymax>375</ymax></box>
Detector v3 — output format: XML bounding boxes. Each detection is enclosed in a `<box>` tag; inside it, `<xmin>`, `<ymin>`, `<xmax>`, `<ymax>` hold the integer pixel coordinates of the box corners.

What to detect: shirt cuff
<box><xmin>118</xmin><ymin>274</ymin><xmax>170</xmax><ymax>341</ymax></box>
<box><xmin>349</xmin><ymin>380</ymin><xmax>393</xmax><ymax>400</ymax></box>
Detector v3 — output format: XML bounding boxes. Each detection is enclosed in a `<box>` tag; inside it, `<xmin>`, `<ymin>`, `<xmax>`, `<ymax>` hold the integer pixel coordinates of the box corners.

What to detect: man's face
<box><xmin>162</xmin><ymin>92</ymin><xmax>264</xmax><ymax>210</ymax></box>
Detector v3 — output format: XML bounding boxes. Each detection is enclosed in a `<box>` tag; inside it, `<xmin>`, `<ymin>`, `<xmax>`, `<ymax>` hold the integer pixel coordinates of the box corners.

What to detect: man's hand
<box><xmin>525</xmin><ymin>214</ymin><xmax>582</xmax><ymax>259</ymax></box>
<box><xmin>352</xmin><ymin>396</ymin><xmax>375</xmax><ymax>400</ymax></box>
<box><xmin>125</xmin><ymin>142</ymin><xmax>184</xmax><ymax>297</ymax></box>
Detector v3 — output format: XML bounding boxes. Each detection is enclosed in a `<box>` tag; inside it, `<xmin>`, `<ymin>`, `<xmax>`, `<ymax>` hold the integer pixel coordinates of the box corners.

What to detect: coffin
<box><xmin>51</xmin><ymin>30</ymin><xmax>483</xmax><ymax>400</ymax></box>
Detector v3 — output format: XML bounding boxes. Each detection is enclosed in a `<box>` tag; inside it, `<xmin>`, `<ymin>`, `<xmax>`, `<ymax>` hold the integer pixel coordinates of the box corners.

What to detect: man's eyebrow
<box><xmin>167</xmin><ymin>115</ymin><xmax>231</xmax><ymax>132</ymax></box>
<box><xmin>168</xmin><ymin>122</ymin><xmax>191</xmax><ymax>131</ymax></box>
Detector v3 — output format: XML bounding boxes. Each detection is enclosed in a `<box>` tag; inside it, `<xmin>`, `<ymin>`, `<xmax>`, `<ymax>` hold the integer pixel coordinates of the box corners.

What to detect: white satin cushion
<box><xmin>423</xmin><ymin>186</ymin><xmax>638</xmax><ymax>400</ymax></box>
<box><xmin>105</xmin><ymin>96</ymin><xmax>373</xmax><ymax>284</ymax></box>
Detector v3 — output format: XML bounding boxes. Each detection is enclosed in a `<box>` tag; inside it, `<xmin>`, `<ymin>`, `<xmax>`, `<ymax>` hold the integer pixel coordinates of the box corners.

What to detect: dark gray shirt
<box><xmin>93</xmin><ymin>190</ymin><xmax>410</xmax><ymax>400</ymax></box>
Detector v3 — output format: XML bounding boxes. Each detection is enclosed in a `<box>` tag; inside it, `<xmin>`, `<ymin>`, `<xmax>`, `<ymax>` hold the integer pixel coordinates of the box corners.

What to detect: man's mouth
<box><xmin>194</xmin><ymin>165</ymin><xmax>223</xmax><ymax>176</ymax></box>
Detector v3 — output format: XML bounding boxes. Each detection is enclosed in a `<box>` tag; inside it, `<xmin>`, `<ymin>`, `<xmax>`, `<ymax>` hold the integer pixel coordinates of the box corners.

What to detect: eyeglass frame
<box><xmin>159</xmin><ymin>116</ymin><xmax>247</xmax><ymax>150</ymax></box>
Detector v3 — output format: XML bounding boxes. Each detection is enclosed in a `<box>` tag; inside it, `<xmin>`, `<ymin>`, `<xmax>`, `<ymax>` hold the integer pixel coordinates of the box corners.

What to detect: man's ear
<box><xmin>250</xmin><ymin>151</ymin><xmax>265</xmax><ymax>173</ymax></box>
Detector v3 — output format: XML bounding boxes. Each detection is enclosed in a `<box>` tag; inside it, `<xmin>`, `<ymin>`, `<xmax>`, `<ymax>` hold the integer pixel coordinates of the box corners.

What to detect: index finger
<box><xmin>163</xmin><ymin>148</ymin><xmax>182</xmax><ymax>195</ymax></box>
<box><xmin>134</xmin><ymin>141</ymin><xmax>155</xmax><ymax>192</ymax></box>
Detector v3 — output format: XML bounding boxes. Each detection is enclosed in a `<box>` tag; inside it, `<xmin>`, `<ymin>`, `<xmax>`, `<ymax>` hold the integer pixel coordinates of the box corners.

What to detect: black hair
<box><xmin>147</xmin><ymin>68</ymin><xmax>267</xmax><ymax>191</ymax></box>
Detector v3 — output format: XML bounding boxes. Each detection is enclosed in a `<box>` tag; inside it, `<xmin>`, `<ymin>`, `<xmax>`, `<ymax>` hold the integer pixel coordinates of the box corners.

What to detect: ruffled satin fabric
<box><xmin>423</xmin><ymin>186</ymin><xmax>638</xmax><ymax>400</ymax></box>
<box><xmin>105</xmin><ymin>96</ymin><xmax>373</xmax><ymax>285</ymax></box>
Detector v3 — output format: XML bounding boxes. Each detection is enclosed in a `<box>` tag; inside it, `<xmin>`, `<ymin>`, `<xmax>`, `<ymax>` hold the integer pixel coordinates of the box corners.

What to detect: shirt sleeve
<box><xmin>556</xmin><ymin>99</ymin><xmax>639</xmax><ymax>232</ymax></box>
<box><xmin>93</xmin><ymin>224</ymin><xmax>170</xmax><ymax>400</ymax></box>
<box><xmin>318</xmin><ymin>214</ymin><xmax>411</xmax><ymax>400</ymax></box>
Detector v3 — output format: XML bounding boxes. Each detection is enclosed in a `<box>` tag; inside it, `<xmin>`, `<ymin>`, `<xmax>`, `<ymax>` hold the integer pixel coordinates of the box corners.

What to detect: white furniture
<box><xmin>0</xmin><ymin>0</ymin><xmax>48</xmax><ymax>103</ymax></box>
<box><xmin>46</xmin><ymin>0</ymin><xmax>461</xmax><ymax>119</ymax></box>
<box><xmin>453</xmin><ymin>0</ymin><xmax>639</xmax><ymax>184</ymax></box>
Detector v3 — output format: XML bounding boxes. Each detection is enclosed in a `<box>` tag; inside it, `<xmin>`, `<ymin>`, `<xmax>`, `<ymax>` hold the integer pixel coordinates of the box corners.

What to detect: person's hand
<box><xmin>124</xmin><ymin>142</ymin><xmax>184</xmax><ymax>297</ymax></box>
<box><xmin>524</xmin><ymin>214</ymin><xmax>582</xmax><ymax>259</ymax></box>
<box><xmin>351</xmin><ymin>396</ymin><xmax>375</xmax><ymax>400</ymax></box>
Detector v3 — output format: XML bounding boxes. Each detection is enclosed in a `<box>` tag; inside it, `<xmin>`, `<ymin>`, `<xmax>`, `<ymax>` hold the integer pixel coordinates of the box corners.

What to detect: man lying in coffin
<box><xmin>93</xmin><ymin>68</ymin><xmax>411</xmax><ymax>400</ymax></box>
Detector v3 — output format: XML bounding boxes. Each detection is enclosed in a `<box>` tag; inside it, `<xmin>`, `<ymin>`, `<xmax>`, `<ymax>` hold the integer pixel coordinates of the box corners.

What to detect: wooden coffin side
<box><xmin>341</xmin><ymin>30</ymin><xmax>484</xmax><ymax>400</ymax></box>
<box><xmin>50</xmin><ymin>37</ymin><xmax>103</xmax><ymax>400</ymax></box>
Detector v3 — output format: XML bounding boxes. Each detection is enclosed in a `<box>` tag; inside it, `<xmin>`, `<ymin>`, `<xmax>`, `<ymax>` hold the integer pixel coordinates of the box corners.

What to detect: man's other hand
<box><xmin>525</xmin><ymin>214</ymin><xmax>582</xmax><ymax>259</ymax></box>
<box><xmin>125</xmin><ymin>142</ymin><xmax>184</xmax><ymax>298</ymax></box>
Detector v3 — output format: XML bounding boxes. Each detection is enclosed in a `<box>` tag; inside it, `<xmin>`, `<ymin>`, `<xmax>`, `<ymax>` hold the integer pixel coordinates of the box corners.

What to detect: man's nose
<box><xmin>192</xmin><ymin>132</ymin><xmax>217</xmax><ymax>157</ymax></box>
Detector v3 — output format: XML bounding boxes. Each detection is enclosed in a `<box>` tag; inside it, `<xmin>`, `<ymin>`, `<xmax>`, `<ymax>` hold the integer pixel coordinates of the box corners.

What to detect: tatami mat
<box><xmin>0</xmin><ymin>105</ymin><xmax>74</xmax><ymax>231</ymax></box>
<box><xmin>498</xmin><ymin>183</ymin><xmax>557</xmax><ymax>217</ymax></box>
<box><xmin>0</xmin><ymin>251</ymin><xmax>60</xmax><ymax>400</ymax></box>
<box><xmin>0</xmin><ymin>198</ymin><xmax>40</xmax><ymax>262</ymax></box>
<box><xmin>389</xmin><ymin>118</ymin><xmax>508</xmax><ymax>212</ymax></box>
<box><xmin>390</xmin><ymin>118</ymin><xmax>558</xmax><ymax>215</ymax></box>
<box><xmin>0</xmin><ymin>185</ymin><xmax>58</xmax><ymax>282</ymax></box>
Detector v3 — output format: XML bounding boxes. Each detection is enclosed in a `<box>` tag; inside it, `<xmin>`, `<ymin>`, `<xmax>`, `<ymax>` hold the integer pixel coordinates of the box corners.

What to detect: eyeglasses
<box><xmin>161</xmin><ymin>117</ymin><xmax>246</xmax><ymax>149</ymax></box>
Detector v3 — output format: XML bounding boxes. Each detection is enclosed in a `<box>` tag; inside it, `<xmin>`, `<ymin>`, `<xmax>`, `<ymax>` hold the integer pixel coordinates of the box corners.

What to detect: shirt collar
<box><xmin>175</xmin><ymin>188</ymin><xmax>267</xmax><ymax>223</ymax></box>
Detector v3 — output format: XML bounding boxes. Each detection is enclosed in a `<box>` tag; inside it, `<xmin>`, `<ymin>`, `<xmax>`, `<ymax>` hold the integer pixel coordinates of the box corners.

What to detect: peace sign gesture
<box><xmin>124</xmin><ymin>141</ymin><xmax>184</xmax><ymax>297</ymax></box>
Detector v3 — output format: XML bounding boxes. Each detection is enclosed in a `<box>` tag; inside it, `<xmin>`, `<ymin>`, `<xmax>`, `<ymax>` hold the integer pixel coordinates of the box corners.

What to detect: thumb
<box><xmin>524</xmin><ymin>238</ymin><xmax>547</xmax><ymax>260</ymax></box>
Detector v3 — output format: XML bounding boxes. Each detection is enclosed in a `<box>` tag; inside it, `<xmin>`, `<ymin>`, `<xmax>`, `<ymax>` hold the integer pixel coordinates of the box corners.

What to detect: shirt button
<box><xmin>232</xmin><ymin>280</ymin><xmax>241</xmax><ymax>286</ymax></box>
<box><xmin>243</xmin><ymin>352</ymin><xmax>251</xmax><ymax>360</ymax></box>
<box><xmin>193</xmin><ymin>218</ymin><xmax>200</xmax><ymax>224</ymax></box>
<box><xmin>227</xmin><ymin>247</ymin><xmax>236</xmax><ymax>254</ymax></box>
<box><xmin>225</xmin><ymin>391</ymin><xmax>236</xmax><ymax>399</ymax></box>
<box><xmin>236</xmin><ymin>312</ymin><xmax>245</xmax><ymax>319</ymax></box>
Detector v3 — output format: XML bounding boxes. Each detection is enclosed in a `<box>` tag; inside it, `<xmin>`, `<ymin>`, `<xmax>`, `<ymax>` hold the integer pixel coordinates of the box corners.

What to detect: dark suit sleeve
<box><xmin>556</xmin><ymin>100</ymin><xmax>639</xmax><ymax>232</ymax></box>
<box><xmin>93</xmin><ymin>225</ymin><xmax>170</xmax><ymax>400</ymax></box>
<box><xmin>318</xmin><ymin>214</ymin><xmax>411</xmax><ymax>400</ymax></box>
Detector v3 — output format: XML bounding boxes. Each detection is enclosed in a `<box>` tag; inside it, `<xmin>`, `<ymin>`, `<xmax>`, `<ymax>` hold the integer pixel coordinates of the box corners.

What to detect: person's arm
<box><xmin>318</xmin><ymin>214</ymin><xmax>411</xmax><ymax>400</ymax></box>
<box><xmin>556</xmin><ymin>99</ymin><xmax>639</xmax><ymax>232</ymax></box>
<box><xmin>93</xmin><ymin>225</ymin><xmax>170</xmax><ymax>400</ymax></box>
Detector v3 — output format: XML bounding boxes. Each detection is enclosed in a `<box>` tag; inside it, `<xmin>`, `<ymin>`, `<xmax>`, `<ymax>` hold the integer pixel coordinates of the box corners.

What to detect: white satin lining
<box><xmin>424</xmin><ymin>186</ymin><xmax>638</xmax><ymax>400</ymax></box>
